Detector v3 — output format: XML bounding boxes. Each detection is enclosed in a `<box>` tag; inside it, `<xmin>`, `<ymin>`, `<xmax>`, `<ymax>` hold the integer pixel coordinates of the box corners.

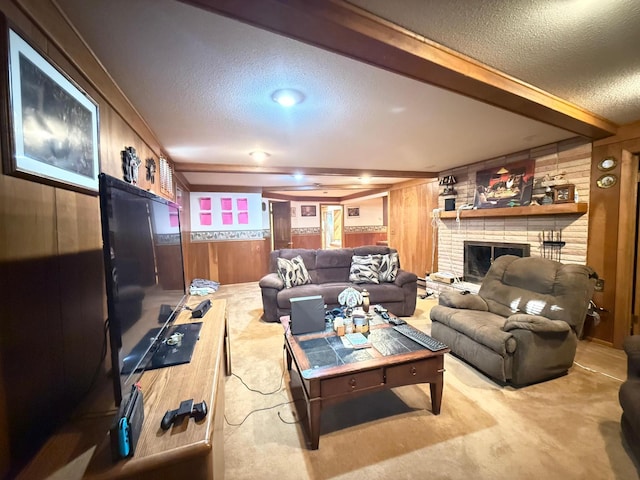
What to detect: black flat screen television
<box><xmin>99</xmin><ymin>173</ymin><xmax>190</xmax><ymax>406</ymax></box>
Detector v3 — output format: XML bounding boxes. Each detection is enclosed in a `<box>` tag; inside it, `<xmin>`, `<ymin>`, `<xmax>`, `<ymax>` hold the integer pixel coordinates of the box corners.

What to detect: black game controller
<box><xmin>160</xmin><ymin>399</ymin><xmax>208</xmax><ymax>430</ymax></box>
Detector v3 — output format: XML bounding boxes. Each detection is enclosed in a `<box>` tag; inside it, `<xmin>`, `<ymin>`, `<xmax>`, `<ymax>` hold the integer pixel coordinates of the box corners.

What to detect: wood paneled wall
<box><xmin>388</xmin><ymin>179</ymin><xmax>439</xmax><ymax>276</ymax></box>
<box><xmin>292</xmin><ymin>233</ymin><xmax>322</xmax><ymax>250</ymax></box>
<box><xmin>186</xmin><ymin>239</ymin><xmax>270</xmax><ymax>285</ymax></box>
<box><xmin>590</xmin><ymin>121</ymin><xmax>640</xmax><ymax>347</ymax></box>
<box><xmin>343</xmin><ymin>232</ymin><xmax>387</xmax><ymax>248</ymax></box>
<box><xmin>0</xmin><ymin>1</ymin><xmax>177</xmax><ymax>475</ymax></box>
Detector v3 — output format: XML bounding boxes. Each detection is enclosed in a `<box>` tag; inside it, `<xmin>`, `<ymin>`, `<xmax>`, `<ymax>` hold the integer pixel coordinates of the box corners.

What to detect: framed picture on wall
<box><xmin>301</xmin><ymin>205</ymin><xmax>316</xmax><ymax>217</ymax></box>
<box><xmin>473</xmin><ymin>159</ymin><xmax>535</xmax><ymax>209</ymax></box>
<box><xmin>0</xmin><ymin>20</ymin><xmax>100</xmax><ymax>194</ymax></box>
<box><xmin>347</xmin><ymin>207</ymin><xmax>360</xmax><ymax>217</ymax></box>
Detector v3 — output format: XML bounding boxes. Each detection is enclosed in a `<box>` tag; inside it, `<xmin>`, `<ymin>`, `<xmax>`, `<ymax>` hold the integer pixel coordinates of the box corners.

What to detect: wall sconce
<box><xmin>439</xmin><ymin>175</ymin><xmax>457</xmax><ymax>196</ymax></box>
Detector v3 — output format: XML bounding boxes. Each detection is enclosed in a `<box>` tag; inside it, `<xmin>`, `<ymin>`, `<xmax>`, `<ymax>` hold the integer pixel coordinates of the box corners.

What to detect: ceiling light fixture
<box><xmin>293</xmin><ymin>173</ymin><xmax>304</xmax><ymax>181</ymax></box>
<box><xmin>272</xmin><ymin>88</ymin><xmax>305</xmax><ymax>107</ymax></box>
<box><xmin>249</xmin><ymin>151</ymin><xmax>270</xmax><ymax>162</ymax></box>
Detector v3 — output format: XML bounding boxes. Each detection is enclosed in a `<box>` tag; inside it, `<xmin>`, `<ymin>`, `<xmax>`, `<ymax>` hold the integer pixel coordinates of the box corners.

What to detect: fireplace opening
<box><xmin>464</xmin><ymin>241</ymin><xmax>530</xmax><ymax>284</ymax></box>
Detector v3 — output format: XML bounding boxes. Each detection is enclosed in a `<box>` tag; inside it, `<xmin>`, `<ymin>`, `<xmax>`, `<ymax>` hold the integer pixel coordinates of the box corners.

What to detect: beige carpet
<box><xmin>214</xmin><ymin>283</ymin><xmax>639</xmax><ymax>480</ymax></box>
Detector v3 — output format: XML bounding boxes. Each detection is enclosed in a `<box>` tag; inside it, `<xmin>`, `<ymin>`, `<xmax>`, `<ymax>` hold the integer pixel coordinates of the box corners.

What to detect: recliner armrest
<box><xmin>259</xmin><ymin>273</ymin><xmax>284</xmax><ymax>290</ymax></box>
<box><xmin>394</xmin><ymin>269</ymin><xmax>418</xmax><ymax>287</ymax></box>
<box><xmin>503</xmin><ymin>313</ymin><xmax>570</xmax><ymax>333</ymax></box>
<box><xmin>624</xmin><ymin>335</ymin><xmax>640</xmax><ymax>379</ymax></box>
<box><xmin>438</xmin><ymin>291</ymin><xmax>488</xmax><ymax>311</ymax></box>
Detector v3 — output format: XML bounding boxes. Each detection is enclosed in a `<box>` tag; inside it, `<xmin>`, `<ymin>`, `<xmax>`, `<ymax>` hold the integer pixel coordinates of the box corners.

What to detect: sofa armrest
<box><xmin>503</xmin><ymin>313</ymin><xmax>571</xmax><ymax>333</ymax></box>
<box><xmin>259</xmin><ymin>272</ymin><xmax>284</xmax><ymax>290</ymax></box>
<box><xmin>394</xmin><ymin>269</ymin><xmax>418</xmax><ymax>287</ymax></box>
<box><xmin>624</xmin><ymin>335</ymin><xmax>640</xmax><ymax>379</ymax></box>
<box><xmin>438</xmin><ymin>291</ymin><xmax>488</xmax><ymax>311</ymax></box>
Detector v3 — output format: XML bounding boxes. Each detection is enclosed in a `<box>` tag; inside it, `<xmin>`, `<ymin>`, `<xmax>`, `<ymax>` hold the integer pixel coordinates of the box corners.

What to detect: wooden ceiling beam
<box><xmin>179</xmin><ymin>0</ymin><xmax>617</xmax><ymax>139</ymax></box>
<box><xmin>175</xmin><ymin>162</ymin><xmax>435</xmax><ymax>178</ymax></box>
<box><xmin>262</xmin><ymin>183</ymin><xmax>393</xmax><ymax>192</ymax></box>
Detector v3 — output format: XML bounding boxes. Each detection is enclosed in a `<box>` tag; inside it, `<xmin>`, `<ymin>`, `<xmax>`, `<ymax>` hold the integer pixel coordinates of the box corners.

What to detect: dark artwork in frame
<box><xmin>0</xmin><ymin>17</ymin><xmax>100</xmax><ymax>194</ymax></box>
<box><xmin>347</xmin><ymin>207</ymin><xmax>360</xmax><ymax>217</ymax></box>
<box><xmin>473</xmin><ymin>159</ymin><xmax>535</xmax><ymax>209</ymax></box>
<box><xmin>301</xmin><ymin>205</ymin><xmax>316</xmax><ymax>217</ymax></box>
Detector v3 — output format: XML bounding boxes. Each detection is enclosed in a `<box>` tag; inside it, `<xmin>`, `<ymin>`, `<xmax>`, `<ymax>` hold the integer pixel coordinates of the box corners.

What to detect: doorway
<box><xmin>321</xmin><ymin>204</ymin><xmax>343</xmax><ymax>249</ymax></box>
<box><xmin>270</xmin><ymin>201</ymin><xmax>292</xmax><ymax>250</ymax></box>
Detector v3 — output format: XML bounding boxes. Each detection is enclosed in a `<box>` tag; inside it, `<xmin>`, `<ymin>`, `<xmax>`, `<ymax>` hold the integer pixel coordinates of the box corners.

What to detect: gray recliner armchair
<box><xmin>430</xmin><ymin>255</ymin><xmax>596</xmax><ymax>386</ymax></box>
<box><xmin>620</xmin><ymin>335</ymin><xmax>640</xmax><ymax>463</ymax></box>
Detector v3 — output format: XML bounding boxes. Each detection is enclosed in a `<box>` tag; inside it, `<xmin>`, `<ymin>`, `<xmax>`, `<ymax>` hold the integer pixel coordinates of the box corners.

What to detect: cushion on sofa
<box><xmin>349</xmin><ymin>255</ymin><xmax>381</xmax><ymax>284</ymax></box>
<box><xmin>378</xmin><ymin>252</ymin><xmax>399</xmax><ymax>282</ymax></box>
<box><xmin>277</xmin><ymin>255</ymin><xmax>312</xmax><ymax>288</ymax></box>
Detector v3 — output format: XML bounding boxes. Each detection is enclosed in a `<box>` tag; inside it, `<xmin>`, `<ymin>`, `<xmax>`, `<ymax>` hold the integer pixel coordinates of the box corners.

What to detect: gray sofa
<box><xmin>620</xmin><ymin>335</ymin><xmax>640</xmax><ymax>463</ymax></box>
<box><xmin>259</xmin><ymin>246</ymin><xmax>418</xmax><ymax>323</ymax></box>
<box><xmin>430</xmin><ymin>255</ymin><xmax>596</xmax><ymax>386</ymax></box>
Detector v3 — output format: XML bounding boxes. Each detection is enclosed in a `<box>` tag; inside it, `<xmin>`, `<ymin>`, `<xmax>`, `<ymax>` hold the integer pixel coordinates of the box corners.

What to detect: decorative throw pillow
<box><xmin>277</xmin><ymin>255</ymin><xmax>311</xmax><ymax>288</ymax></box>
<box><xmin>349</xmin><ymin>255</ymin><xmax>381</xmax><ymax>284</ymax></box>
<box><xmin>378</xmin><ymin>252</ymin><xmax>399</xmax><ymax>282</ymax></box>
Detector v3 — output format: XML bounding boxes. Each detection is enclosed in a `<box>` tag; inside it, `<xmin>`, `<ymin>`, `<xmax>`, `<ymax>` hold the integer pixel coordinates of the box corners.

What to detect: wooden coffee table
<box><xmin>281</xmin><ymin>315</ymin><xmax>450</xmax><ymax>449</ymax></box>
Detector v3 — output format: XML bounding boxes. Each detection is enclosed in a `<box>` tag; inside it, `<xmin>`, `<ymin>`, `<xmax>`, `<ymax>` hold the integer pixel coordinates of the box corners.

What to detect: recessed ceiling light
<box><xmin>272</xmin><ymin>89</ymin><xmax>305</xmax><ymax>107</ymax></box>
<box><xmin>293</xmin><ymin>173</ymin><xmax>304</xmax><ymax>181</ymax></box>
<box><xmin>249</xmin><ymin>151</ymin><xmax>270</xmax><ymax>162</ymax></box>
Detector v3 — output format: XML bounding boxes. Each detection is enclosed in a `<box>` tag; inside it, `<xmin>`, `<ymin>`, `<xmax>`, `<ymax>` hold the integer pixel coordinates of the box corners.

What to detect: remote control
<box><xmin>388</xmin><ymin>317</ymin><xmax>406</xmax><ymax>326</ymax></box>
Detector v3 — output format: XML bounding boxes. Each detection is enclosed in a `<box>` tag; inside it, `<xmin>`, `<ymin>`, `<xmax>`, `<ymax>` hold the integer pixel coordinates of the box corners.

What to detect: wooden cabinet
<box><xmin>18</xmin><ymin>298</ymin><xmax>230</xmax><ymax>480</ymax></box>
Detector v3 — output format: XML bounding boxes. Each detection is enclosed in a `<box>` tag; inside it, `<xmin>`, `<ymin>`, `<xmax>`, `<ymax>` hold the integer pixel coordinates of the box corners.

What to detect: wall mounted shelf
<box><xmin>438</xmin><ymin>202</ymin><xmax>588</xmax><ymax>219</ymax></box>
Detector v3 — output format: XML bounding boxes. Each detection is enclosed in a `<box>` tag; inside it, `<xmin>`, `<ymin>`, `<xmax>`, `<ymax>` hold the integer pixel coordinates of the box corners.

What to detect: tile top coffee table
<box><xmin>281</xmin><ymin>314</ymin><xmax>450</xmax><ymax>449</ymax></box>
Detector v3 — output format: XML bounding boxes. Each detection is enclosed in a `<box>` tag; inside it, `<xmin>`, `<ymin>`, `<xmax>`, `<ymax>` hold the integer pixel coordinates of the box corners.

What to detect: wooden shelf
<box><xmin>439</xmin><ymin>202</ymin><xmax>588</xmax><ymax>219</ymax></box>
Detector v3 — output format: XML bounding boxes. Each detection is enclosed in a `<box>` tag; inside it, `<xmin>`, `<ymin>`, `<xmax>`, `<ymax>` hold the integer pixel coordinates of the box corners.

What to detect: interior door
<box><xmin>320</xmin><ymin>204</ymin><xmax>343</xmax><ymax>249</ymax></box>
<box><xmin>271</xmin><ymin>201</ymin><xmax>292</xmax><ymax>250</ymax></box>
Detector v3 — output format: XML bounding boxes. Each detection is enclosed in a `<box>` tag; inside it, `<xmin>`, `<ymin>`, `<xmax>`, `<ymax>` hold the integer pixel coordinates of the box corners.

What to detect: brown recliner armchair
<box><xmin>430</xmin><ymin>255</ymin><xmax>596</xmax><ymax>386</ymax></box>
<box><xmin>620</xmin><ymin>335</ymin><xmax>640</xmax><ymax>463</ymax></box>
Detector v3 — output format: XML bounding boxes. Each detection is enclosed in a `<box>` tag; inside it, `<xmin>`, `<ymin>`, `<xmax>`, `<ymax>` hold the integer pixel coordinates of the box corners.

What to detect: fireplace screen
<box><xmin>464</xmin><ymin>241</ymin><xmax>530</xmax><ymax>283</ymax></box>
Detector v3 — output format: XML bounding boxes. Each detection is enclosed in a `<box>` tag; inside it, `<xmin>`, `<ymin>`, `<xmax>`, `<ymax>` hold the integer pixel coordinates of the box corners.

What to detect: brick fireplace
<box><xmin>435</xmin><ymin>139</ymin><xmax>591</xmax><ymax>282</ymax></box>
<box><xmin>464</xmin><ymin>241</ymin><xmax>530</xmax><ymax>283</ymax></box>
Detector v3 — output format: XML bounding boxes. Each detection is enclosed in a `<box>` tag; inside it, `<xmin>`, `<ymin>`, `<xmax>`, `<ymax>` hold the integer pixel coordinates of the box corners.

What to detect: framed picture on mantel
<box><xmin>552</xmin><ymin>184</ymin><xmax>575</xmax><ymax>204</ymax></box>
<box><xmin>0</xmin><ymin>20</ymin><xmax>100</xmax><ymax>194</ymax></box>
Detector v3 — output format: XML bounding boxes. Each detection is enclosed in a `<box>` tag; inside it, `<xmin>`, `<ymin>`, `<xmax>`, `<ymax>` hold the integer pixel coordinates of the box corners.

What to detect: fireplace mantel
<box><xmin>439</xmin><ymin>202</ymin><xmax>588</xmax><ymax>219</ymax></box>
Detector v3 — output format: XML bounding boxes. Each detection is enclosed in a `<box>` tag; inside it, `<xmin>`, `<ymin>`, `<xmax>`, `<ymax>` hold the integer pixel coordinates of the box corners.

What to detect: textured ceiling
<box><xmin>350</xmin><ymin>0</ymin><xmax>640</xmax><ymax>125</ymax></box>
<box><xmin>54</xmin><ymin>0</ymin><xmax>636</xmax><ymax>198</ymax></box>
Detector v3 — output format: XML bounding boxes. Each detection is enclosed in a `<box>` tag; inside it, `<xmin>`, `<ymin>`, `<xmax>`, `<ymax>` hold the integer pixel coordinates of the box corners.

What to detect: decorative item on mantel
<box><xmin>541</xmin><ymin>229</ymin><xmax>565</xmax><ymax>261</ymax></box>
<box><xmin>439</xmin><ymin>175</ymin><xmax>457</xmax><ymax>196</ymax></box>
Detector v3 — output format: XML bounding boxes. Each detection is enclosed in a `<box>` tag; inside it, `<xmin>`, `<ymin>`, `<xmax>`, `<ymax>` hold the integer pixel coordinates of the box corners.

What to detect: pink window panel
<box><xmin>221</xmin><ymin>198</ymin><xmax>232</xmax><ymax>211</ymax></box>
<box><xmin>221</xmin><ymin>212</ymin><xmax>233</xmax><ymax>225</ymax></box>
<box><xmin>236</xmin><ymin>198</ymin><xmax>248</xmax><ymax>210</ymax></box>
<box><xmin>199</xmin><ymin>197</ymin><xmax>211</xmax><ymax>210</ymax></box>
<box><xmin>238</xmin><ymin>212</ymin><xmax>249</xmax><ymax>224</ymax></box>
<box><xmin>199</xmin><ymin>213</ymin><xmax>212</xmax><ymax>226</ymax></box>
<box><xmin>169</xmin><ymin>214</ymin><xmax>179</xmax><ymax>227</ymax></box>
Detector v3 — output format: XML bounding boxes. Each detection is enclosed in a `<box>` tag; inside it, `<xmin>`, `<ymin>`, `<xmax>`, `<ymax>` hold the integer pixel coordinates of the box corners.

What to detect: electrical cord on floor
<box><xmin>225</xmin><ymin>349</ymin><xmax>302</xmax><ymax>426</ymax></box>
<box><xmin>573</xmin><ymin>361</ymin><xmax>623</xmax><ymax>382</ymax></box>
<box><xmin>224</xmin><ymin>400</ymin><xmax>297</xmax><ymax>427</ymax></box>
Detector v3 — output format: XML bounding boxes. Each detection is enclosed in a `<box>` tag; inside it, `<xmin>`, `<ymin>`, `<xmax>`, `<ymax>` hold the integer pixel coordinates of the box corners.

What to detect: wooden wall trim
<box><xmin>180</xmin><ymin>0</ymin><xmax>617</xmax><ymax>139</ymax></box>
<box><xmin>614</xmin><ymin>150</ymin><xmax>638</xmax><ymax>347</ymax></box>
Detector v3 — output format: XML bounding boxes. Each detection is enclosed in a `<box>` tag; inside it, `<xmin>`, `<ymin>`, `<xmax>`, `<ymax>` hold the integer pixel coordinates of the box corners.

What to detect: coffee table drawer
<box><xmin>385</xmin><ymin>359</ymin><xmax>440</xmax><ymax>387</ymax></box>
<box><xmin>321</xmin><ymin>369</ymin><xmax>384</xmax><ymax>397</ymax></box>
